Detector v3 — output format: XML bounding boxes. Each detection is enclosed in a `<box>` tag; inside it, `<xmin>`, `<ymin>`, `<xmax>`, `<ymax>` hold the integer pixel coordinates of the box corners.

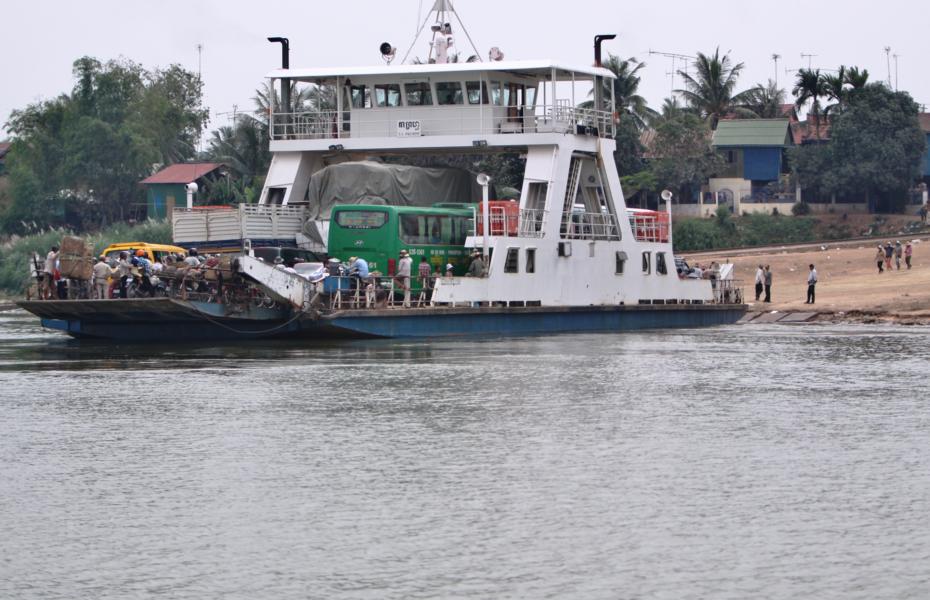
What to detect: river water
<box><xmin>1</xmin><ymin>308</ymin><xmax>929</xmax><ymax>599</ymax></box>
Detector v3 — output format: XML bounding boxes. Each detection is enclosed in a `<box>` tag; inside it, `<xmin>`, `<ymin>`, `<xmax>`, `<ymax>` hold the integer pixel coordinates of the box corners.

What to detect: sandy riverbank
<box><xmin>691</xmin><ymin>238</ymin><xmax>930</xmax><ymax>324</ymax></box>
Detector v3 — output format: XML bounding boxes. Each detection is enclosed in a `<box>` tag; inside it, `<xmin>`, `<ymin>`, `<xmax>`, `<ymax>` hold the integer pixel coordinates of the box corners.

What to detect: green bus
<box><xmin>327</xmin><ymin>204</ymin><xmax>475</xmax><ymax>283</ymax></box>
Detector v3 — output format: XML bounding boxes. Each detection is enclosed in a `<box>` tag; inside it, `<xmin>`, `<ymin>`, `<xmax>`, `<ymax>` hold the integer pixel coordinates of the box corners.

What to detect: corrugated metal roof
<box><xmin>140</xmin><ymin>162</ymin><xmax>225</xmax><ymax>185</ymax></box>
<box><xmin>712</xmin><ymin>119</ymin><xmax>792</xmax><ymax>147</ymax></box>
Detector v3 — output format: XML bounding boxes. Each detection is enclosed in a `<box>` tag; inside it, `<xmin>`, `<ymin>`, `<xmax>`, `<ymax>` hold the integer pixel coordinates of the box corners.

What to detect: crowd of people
<box><xmin>874</xmin><ymin>240</ymin><xmax>913</xmax><ymax>273</ymax></box>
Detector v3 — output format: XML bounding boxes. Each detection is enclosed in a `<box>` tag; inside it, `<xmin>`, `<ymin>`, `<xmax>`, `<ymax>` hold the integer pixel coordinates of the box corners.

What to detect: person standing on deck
<box><xmin>875</xmin><ymin>245</ymin><xmax>885</xmax><ymax>274</ymax></box>
<box><xmin>904</xmin><ymin>242</ymin><xmax>913</xmax><ymax>269</ymax></box>
<box><xmin>418</xmin><ymin>256</ymin><xmax>432</xmax><ymax>290</ymax></box>
<box><xmin>805</xmin><ymin>264</ymin><xmax>818</xmax><ymax>304</ymax></box>
<box><xmin>92</xmin><ymin>257</ymin><xmax>112</xmax><ymax>299</ymax></box>
<box><xmin>117</xmin><ymin>251</ymin><xmax>132</xmax><ymax>299</ymax></box>
<box><xmin>396</xmin><ymin>250</ymin><xmax>413</xmax><ymax>308</ymax></box>
<box><xmin>43</xmin><ymin>246</ymin><xmax>59</xmax><ymax>300</ymax></box>
<box><xmin>763</xmin><ymin>265</ymin><xmax>772</xmax><ymax>303</ymax></box>
<box><xmin>467</xmin><ymin>251</ymin><xmax>486</xmax><ymax>277</ymax></box>
<box><xmin>754</xmin><ymin>265</ymin><xmax>764</xmax><ymax>302</ymax></box>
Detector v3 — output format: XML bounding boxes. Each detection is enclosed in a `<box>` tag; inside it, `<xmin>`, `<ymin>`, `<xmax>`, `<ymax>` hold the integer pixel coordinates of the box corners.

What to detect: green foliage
<box><xmin>675</xmin><ymin>48</ymin><xmax>756</xmax><ymax>128</ymax></box>
<box><xmin>1</xmin><ymin>57</ymin><xmax>207</xmax><ymax>234</ymax></box>
<box><xmin>792</xmin><ymin>201</ymin><xmax>811</xmax><ymax>215</ymax></box>
<box><xmin>613</xmin><ymin>117</ymin><xmax>645</xmax><ymax>176</ymax></box>
<box><xmin>790</xmin><ymin>84</ymin><xmax>926</xmax><ymax>211</ymax></box>
<box><xmin>649</xmin><ymin>113</ymin><xmax>724</xmax><ymax>200</ymax></box>
<box><xmin>0</xmin><ymin>219</ymin><xmax>171</xmax><ymax>296</ymax></box>
<box><xmin>672</xmin><ymin>213</ymin><xmax>817</xmax><ymax>251</ymax></box>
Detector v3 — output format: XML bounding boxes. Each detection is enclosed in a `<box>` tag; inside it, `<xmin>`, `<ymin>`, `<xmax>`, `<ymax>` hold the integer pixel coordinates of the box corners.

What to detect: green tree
<box><xmin>791</xmin><ymin>84</ymin><xmax>926</xmax><ymax>211</ymax></box>
<box><xmin>2</xmin><ymin>56</ymin><xmax>207</xmax><ymax>233</ymax></box>
<box><xmin>792</xmin><ymin>68</ymin><xmax>827</xmax><ymax>137</ymax></box>
<box><xmin>582</xmin><ymin>54</ymin><xmax>657</xmax><ymax>130</ymax></box>
<box><xmin>612</xmin><ymin>117</ymin><xmax>645</xmax><ymax>177</ymax></box>
<box><xmin>648</xmin><ymin>113</ymin><xmax>723</xmax><ymax>200</ymax></box>
<box><xmin>676</xmin><ymin>48</ymin><xmax>756</xmax><ymax>128</ymax></box>
<box><xmin>741</xmin><ymin>80</ymin><xmax>786</xmax><ymax>118</ymax></box>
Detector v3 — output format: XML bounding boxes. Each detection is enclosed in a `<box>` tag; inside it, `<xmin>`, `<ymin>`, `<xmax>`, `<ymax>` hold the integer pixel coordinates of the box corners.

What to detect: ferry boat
<box><xmin>19</xmin><ymin>1</ymin><xmax>746</xmax><ymax>341</ymax></box>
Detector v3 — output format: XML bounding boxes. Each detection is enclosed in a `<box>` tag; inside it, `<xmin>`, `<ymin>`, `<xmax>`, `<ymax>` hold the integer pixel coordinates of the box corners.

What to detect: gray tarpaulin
<box><xmin>304</xmin><ymin>161</ymin><xmax>487</xmax><ymax>220</ymax></box>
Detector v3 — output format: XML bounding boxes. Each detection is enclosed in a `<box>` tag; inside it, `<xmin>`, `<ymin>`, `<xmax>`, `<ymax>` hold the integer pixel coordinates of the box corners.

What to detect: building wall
<box><xmin>146</xmin><ymin>184</ymin><xmax>186</xmax><ymax>219</ymax></box>
<box><xmin>742</xmin><ymin>147</ymin><xmax>782</xmax><ymax>181</ymax></box>
<box><xmin>921</xmin><ymin>132</ymin><xmax>930</xmax><ymax>177</ymax></box>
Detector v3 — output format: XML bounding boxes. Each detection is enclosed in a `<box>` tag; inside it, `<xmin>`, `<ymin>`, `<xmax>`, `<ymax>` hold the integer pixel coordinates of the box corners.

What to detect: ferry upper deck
<box><xmin>265</xmin><ymin>60</ymin><xmax>618</xmax><ymax>152</ymax></box>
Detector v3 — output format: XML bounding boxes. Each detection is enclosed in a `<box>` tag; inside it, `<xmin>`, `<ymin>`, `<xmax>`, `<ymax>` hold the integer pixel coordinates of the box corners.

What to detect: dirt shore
<box><xmin>689</xmin><ymin>238</ymin><xmax>930</xmax><ymax>325</ymax></box>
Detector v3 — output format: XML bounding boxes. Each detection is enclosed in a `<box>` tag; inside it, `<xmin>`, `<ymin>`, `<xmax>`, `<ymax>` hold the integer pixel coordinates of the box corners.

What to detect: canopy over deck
<box><xmin>266</xmin><ymin>59</ymin><xmax>616</xmax><ymax>82</ymax></box>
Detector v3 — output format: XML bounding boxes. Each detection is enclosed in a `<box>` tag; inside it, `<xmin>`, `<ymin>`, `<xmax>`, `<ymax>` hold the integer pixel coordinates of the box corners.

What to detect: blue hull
<box><xmin>19</xmin><ymin>299</ymin><xmax>745</xmax><ymax>342</ymax></box>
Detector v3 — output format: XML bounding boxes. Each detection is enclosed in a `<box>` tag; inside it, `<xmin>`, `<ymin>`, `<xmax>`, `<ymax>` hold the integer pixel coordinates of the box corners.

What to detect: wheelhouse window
<box><xmin>656</xmin><ymin>252</ymin><xmax>668</xmax><ymax>275</ymax></box>
<box><xmin>374</xmin><ymin>84</ymin><xmax>401</xmax><ymax>107</ymax></box>
<box><xmin>466</xmin><ymin>81</ymin><xmax>488</xmax><ymax>104</ymax></box>
<box><xmin>404</xmin><ymin>82</ymin><xmax>433</xmax><ymax>106</ymax></box>
<box><xmin>335</xmin><ymin>210</ymin><xmax>388</xmax><ymax>229</ymax></box>
<box><xmin>615</xmin><ymin>251</ymin><xmax>627</xmax><ymax>274</ymax></box>
<box><xmin>525</xmin><ymin>248</ymin><xmax>536</xmax><ymax>273</ymax></box>
<box><xmin>504</xmin><ymin>248</ymin><xmax>519</xmax><ymax>273</ymax></box>
<box><xmin>436</xmin><ymin>82</ymin><xmax>464</xmax><ymax>105</ymax></box>
<box><xmin>642</xmin><ymin>251</ymin><xmax>651</xmax><ymax>274</ymax></box>
<box><xmin>350</xmin><ymin>84</ymin><xmax>371</xmax><ymax>108</ymax></box>
<box><xmin>490</xmin><ymin>81</ymin><xmax>503</xmax><ymax>105</ymax></box>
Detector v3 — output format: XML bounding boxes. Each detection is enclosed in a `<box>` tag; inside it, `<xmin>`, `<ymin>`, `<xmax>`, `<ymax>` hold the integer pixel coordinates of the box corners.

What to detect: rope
<box><xmin>183</xmin><ymin>300</ymin><xmax>307</xmax><ymax>336</ymax></box>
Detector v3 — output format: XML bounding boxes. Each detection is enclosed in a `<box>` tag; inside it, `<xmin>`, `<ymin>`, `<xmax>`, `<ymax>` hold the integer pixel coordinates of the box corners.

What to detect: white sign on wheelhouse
<box><xmin>396</xmin><ymin>120</ymin><xmax>422</xmax><ymax>137</ymax></box>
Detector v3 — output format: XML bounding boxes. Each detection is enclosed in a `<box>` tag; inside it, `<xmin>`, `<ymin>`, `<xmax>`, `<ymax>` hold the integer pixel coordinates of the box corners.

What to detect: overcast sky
<box><xmin>3</xmin><ymin>0</ymin><xmax>927</xmax><ymax>137</ymax></box>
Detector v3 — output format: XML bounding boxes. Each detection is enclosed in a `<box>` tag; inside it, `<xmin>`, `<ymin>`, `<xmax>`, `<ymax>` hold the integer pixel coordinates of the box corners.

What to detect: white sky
<box><xmin>2</xmin><ymin>0</ymin><xmax>927</xmax><ymax>137</ymax></box>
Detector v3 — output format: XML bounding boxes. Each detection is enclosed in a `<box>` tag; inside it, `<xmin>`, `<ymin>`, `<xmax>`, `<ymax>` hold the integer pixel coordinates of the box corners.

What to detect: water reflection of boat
<box><xmin>18</xmin><ymin>3</ymin><xmax>745</xmax><ymax>341</ymax></box>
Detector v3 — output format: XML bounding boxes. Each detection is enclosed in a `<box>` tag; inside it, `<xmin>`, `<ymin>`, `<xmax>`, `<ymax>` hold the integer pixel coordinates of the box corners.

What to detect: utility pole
<box><xmin>772</xmin><ymin>53</ymin><xmax>781</xmax><ymax>86</ymax></box>
<box><xmin>800</xmin><ymin>52</ymin><xmax>817</xmax><ymax>69</ymax></box>
<box><xmin>648</xmin><ymin>49</ymin><xmax>696</xmax><ymax>95</ymax></box>
<box><xmin>893</xmin><ymin>53</ymin><xmax>900</xmax><ymax>91</ymax></box>
<box><xmin>884</xmin><ymin>46</ymin><xmax>892</xmax><ymax>87</ymax></box>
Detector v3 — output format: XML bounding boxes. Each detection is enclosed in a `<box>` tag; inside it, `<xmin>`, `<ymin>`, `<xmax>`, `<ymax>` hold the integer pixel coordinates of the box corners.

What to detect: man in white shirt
<box><xmin>396</xmin><ymin>249</ymin><xmax>413</xmax><ymax>308</ymax></box>
<box><xmin>805</xmin><ymin>264</ymin><xmax>818</xmax><ymax>304</ymax></box>
<box><xmin>754</xmin><ymin>264</ymin><xmax>764</xmax><ymax>302</ymax></box>
<box><xmin>92</xmin><ymin>257</ymin><xmax>113</xmax><ymax>299</ymax></box>
<box><xmin>44</xmin><ymin>245</ymin><xmax>59</xmax><ymax>299</ymax></box>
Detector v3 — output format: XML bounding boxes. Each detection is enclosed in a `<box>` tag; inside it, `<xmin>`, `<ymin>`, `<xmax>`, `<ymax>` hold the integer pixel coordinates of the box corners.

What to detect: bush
<box><xmin>792</xmin><ymin>201</ymin><xmax>811</xmax><ymax>216</ymax></box>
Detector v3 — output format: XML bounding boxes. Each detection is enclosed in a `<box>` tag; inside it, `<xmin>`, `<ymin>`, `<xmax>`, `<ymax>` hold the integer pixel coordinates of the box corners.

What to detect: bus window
<box><xmin>335</xmin><ymin>210</ymin><xmax>388</xmax><ymax>229</ymax></box>
<box><xmin>404</xmin><ymin>82</ymin><xmax>433</xmax><ymax>106</ymax></box>
<box><xmin>436</xmin><ymin>82</ymin><xmax>464</xmax><ymax>105</ymax></box>
<box><xmin>400</xmin><ymin>214</ymin><xmax>424</xmax><ymax>244</ymax></box>
<box><xmin>374</xmin><ymin>84</ymin><xmax>401</xmax><ymax>107</ymax></box>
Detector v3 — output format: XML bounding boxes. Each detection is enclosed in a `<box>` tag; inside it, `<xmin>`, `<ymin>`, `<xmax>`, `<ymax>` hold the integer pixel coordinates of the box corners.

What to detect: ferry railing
<box><xmin>712</xmin><ymin>278</ymin><xmax>744</xmax><ymax>305</ymax></box>
<box><xmin>270</xmin><ymin>104</ymin><xmax>615</xmax><ymax>141</ymax></box>
<box><xmin>559</xmin><ymin>211</ymin><xmax>622</xmax><ymax>241</ymax></box>
<box><xmin>480</xmin><ymin>207</ymin><xmax>547</xmax><ymax>239</ymax></box>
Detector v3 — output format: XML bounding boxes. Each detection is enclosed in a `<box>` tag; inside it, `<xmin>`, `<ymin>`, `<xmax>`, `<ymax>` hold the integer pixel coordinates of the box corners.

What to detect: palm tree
<box><xmin>741</xmin><ymin>80</ymin><xmax>787</xmax><ymax>118</ymax></box>
<box><xmin>582</xmin><ymin>54</ymin><xmax>657</xmax><ymax>130</ymax></box>
<box><xmin>793</xmin><ymin>69</ymin><xmax>826</xmax><ymax>116</ymax></box>
<box><xmin>822</xmin><ymin>66</ymin><xmax>847</xmax><ymax>103</ymax></box>
<box><xmin>252</xmin><ymin>81</ymin><xmax>331</xmax><ymax>117</ymax></box>
<box><xmin>844</xmin><ymin>66</ymin><xmax>869</xmax><ymax>89</ymax></box>
<box><xmin>675</xmin><ymin>48</ymin><xmax>756</xmax><ymax>128</ymax></box>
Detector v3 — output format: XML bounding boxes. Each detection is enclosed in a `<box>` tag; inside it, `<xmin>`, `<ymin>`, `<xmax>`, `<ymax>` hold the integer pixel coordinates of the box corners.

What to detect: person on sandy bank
<box><xmin>805</xmin><ymin>264</ymin><xmax>818</xmax><ymax>304</ymax></box>
<box><xmin>875</xmin><ymin>245</ymin><xmax>885</xmax><ymax>274</ymax></box>
<box><xmin>754</xmin><ymin>264</ymin><xmax>764</xmax><ymax>301</ymax></box>
<box><xmin>884</xmin><ymin>241</ymin><xmax>894</xmax><ymax>271</ymax></box>
<box><xmin>904</xmin><ymin>242</ymin><xmax>913</xmax><ymax>270</ymax></box>
<box><xmin>763</xmin><ymin>265</ymin><xmax>772</xmax><ymax>303</ymax></box>
<box><xmin>894</xmin><ymin>241</ymin><xmax>903</xmax><ymax>270</ymax></box>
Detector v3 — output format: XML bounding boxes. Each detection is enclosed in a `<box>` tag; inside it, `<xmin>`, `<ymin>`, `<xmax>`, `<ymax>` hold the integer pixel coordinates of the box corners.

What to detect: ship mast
<box><xmin>400</xmin><ymin>0</ymin><xmax>483</xmax><ymax>64</ymax></box>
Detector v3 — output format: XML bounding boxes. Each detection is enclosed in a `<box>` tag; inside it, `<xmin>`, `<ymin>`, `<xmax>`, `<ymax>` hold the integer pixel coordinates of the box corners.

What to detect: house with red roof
<box><xmin>139</xmin><ymin>162</ymin><xmax>226</xmax><ymax>219</ymax></box>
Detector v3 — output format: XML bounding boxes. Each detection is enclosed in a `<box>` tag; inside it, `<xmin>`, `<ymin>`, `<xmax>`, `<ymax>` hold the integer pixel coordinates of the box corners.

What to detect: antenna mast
<box><xmin>648</xmin><ymin>49</ymin><xmax>695</xmax><ymax>95</ymax></box>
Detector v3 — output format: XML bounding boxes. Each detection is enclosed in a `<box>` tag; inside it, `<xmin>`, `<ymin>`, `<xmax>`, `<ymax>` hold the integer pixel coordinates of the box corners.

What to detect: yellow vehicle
<box><xmin>100</xmin><ymin>242</ymin><xmax>188</xmax><ymax>263</ymax></box>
